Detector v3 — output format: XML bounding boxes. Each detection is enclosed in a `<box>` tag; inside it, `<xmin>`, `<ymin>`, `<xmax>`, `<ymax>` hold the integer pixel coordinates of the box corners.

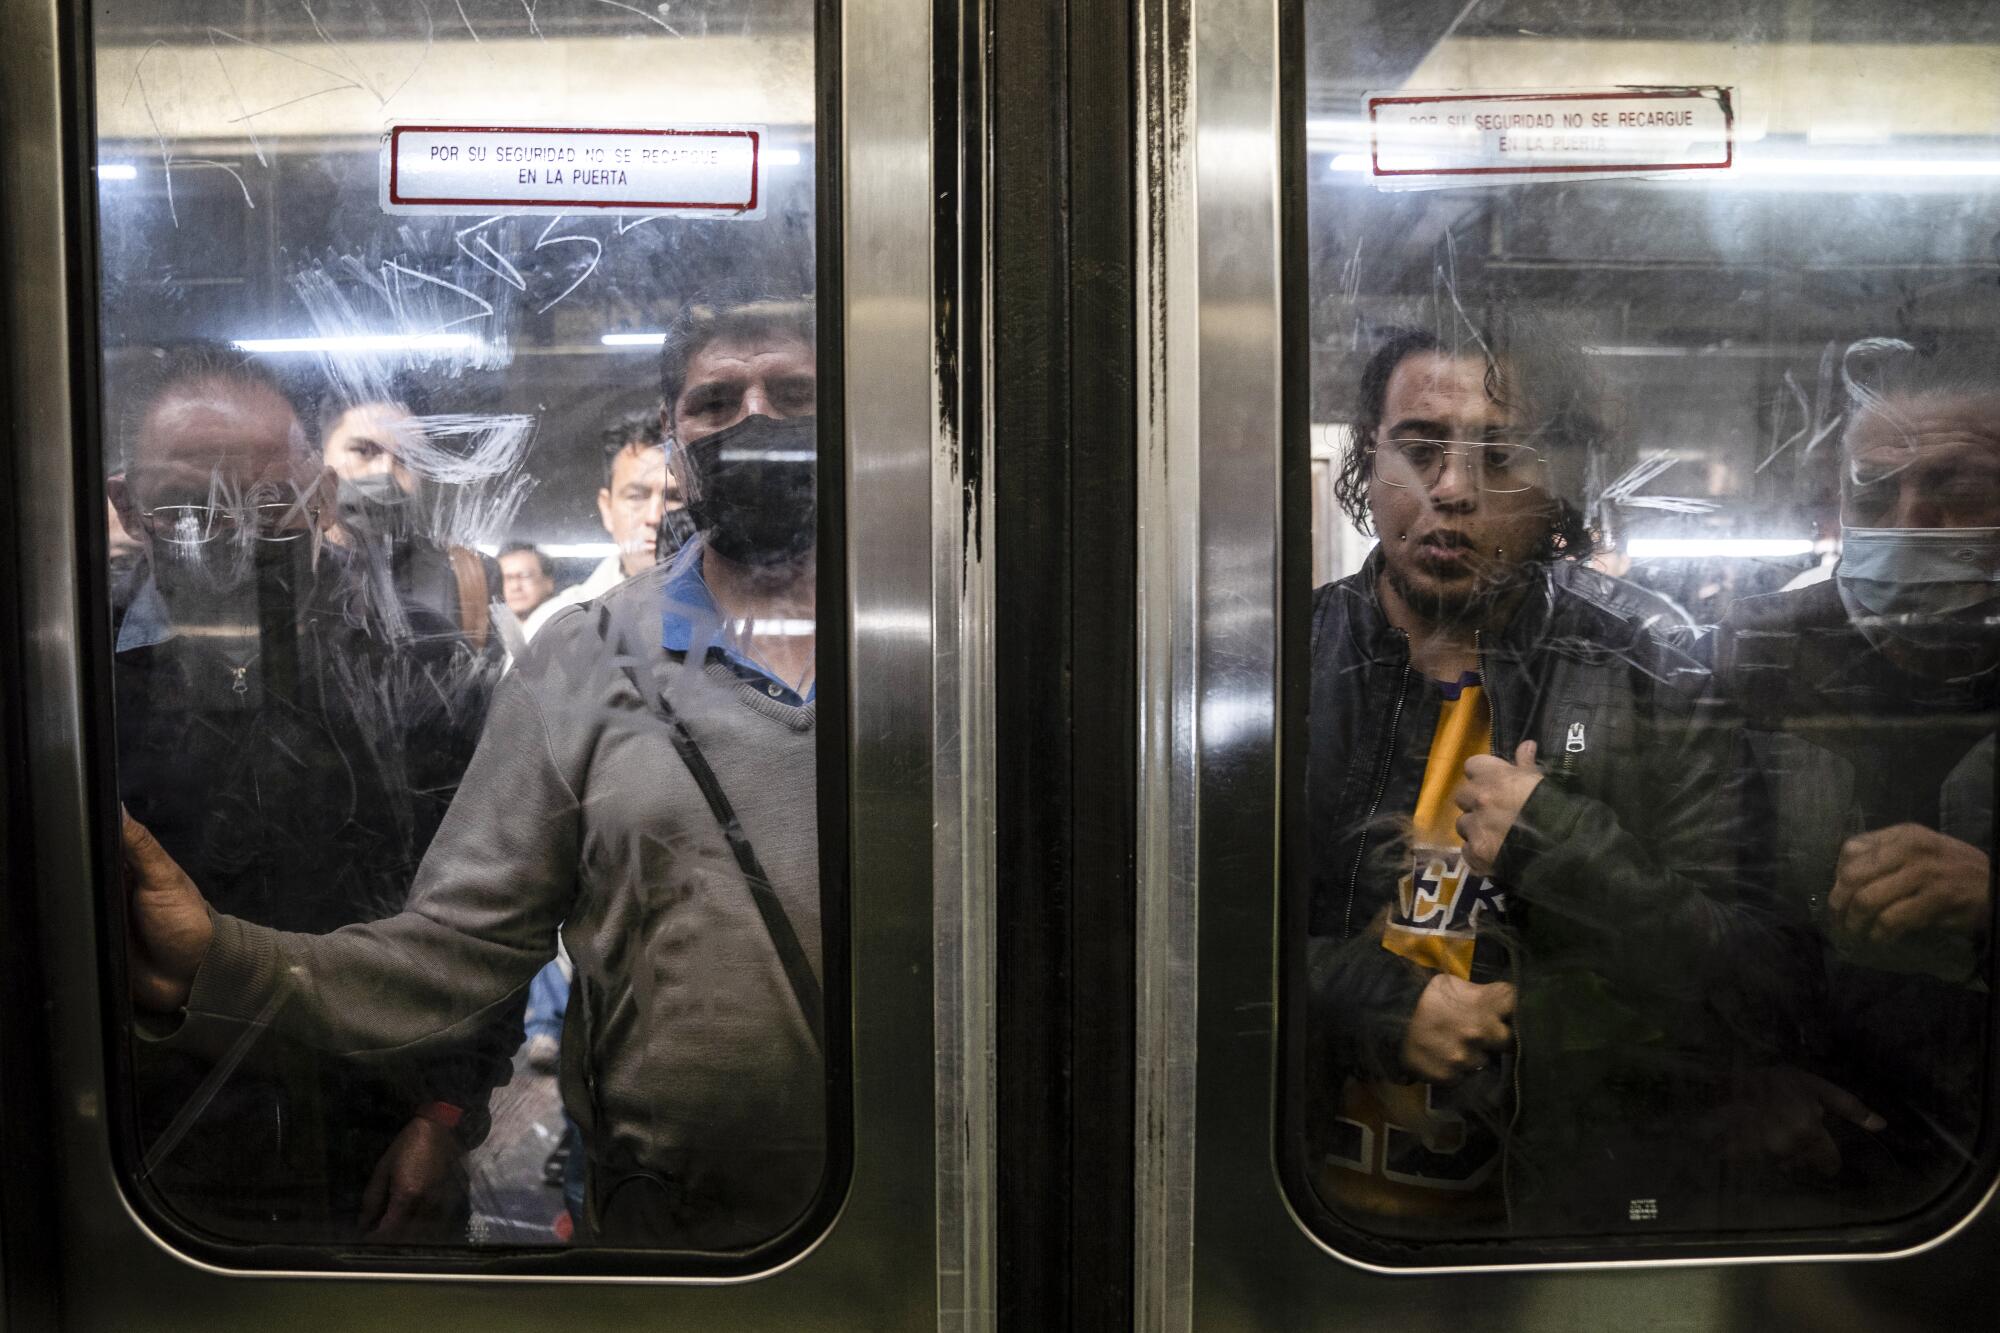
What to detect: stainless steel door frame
<box><xmin>0</xmin><ymin>0</ymin><xmax>990</xmax><ymax>1325</ymax></box>
<box><xmin>1134</xmin><ymin>0</ymin><xmax>2000</xmax><ymax>1328</ymax></box>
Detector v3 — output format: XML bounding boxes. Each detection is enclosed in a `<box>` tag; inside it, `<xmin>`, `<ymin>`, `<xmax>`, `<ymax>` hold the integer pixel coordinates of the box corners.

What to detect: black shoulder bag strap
<box><xmin>600</xmin><ymin>606</ymin><xmax>826</xmax><ymax>1055</ymax></box>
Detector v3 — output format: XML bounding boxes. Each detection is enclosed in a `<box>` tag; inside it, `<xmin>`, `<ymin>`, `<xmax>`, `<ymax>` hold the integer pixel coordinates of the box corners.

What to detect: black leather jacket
<box><xmin>1305</xmin><ymin>552</ymin><xmax>1803</xmax><ymax>1229</ymax></box>
<box><xmin>1714</xmin><ymin>579</ymin><xmax>1994</xmax><ymax>1215</ymax></box>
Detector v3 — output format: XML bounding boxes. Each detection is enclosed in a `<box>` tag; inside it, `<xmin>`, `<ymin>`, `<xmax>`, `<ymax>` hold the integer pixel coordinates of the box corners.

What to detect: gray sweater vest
<box><xmin>189</xmin><ymin>561</ymin><xmax>827</xmax><ymax>1249</ymax></box>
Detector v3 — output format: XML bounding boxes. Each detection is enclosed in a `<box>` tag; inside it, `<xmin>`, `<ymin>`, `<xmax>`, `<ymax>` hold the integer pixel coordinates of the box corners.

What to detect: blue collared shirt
<box><xmin>660</xmin><ymin>544</ymin><xmax>816</xmax><ymax>707</ymax></box>
<box><xmin>117</xmin><ymin>577</ymin><xmax>175</xmax><ymax>651</ymax></box>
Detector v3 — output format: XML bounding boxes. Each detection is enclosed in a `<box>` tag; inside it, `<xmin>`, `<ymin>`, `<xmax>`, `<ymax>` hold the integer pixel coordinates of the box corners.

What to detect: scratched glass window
<box><xmin>1289</xmin><ymin>0</ymin><xmax>2000</xmax><ymax>1256</ymax></box>
<box><xmin>98</xmin><ymin>1</ymin><xmax>837</xmax><ymax>1257</ymax></box>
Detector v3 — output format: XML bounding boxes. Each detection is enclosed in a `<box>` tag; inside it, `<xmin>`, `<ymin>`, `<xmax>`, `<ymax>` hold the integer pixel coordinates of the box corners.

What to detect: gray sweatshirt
<box><xmin>182</xmin><ymin>561</ymin><xmax>826</xmax><ymax>1249</ymax></box>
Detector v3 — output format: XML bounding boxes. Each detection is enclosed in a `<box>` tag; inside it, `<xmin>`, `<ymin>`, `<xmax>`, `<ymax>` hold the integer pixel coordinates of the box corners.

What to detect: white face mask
<box><xmin>1836</xmin><ymin>525</ymin><xmax>2000</xmax><ymax>648</ymax></box>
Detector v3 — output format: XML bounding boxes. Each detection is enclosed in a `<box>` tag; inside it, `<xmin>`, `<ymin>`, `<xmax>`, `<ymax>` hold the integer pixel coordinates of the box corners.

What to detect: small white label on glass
<box><xmin>381</xmin><ymin>124</ymin><xmax>766</xmax><ymax>217</ymax></box>
<box><xmin>1364</xmin><ymin>87</ymin><xmax>1734</xmax><ymax>188</ymax></box>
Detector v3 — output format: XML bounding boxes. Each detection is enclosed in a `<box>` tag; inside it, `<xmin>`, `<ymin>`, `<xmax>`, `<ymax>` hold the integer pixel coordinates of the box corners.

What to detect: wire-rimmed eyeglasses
<box><xmin>139</xmin><ymin>502</ymin><xmax>310</xmax><ymax>545</ymax></box>
<box><xmin>1370</xmin><ymin>438</ymin><xmax>1546</xmax><ymax>494</ymax></box>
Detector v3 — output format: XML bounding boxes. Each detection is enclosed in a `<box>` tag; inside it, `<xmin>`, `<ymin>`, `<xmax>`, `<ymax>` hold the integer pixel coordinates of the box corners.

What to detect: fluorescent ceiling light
<box><xmin>97</xmin><ymin>163</ymin><xmax>138</xmax><ymax>181</ymax></box>
<box><xmin>1584</xmin><ymin>345</ymin><xmax>1786</xmax><ymax>359</ymax></box>
<box><xmin>719</xmin><ymin>450</ymin><xmax>814</xmax><ymax>463</ymax></box>
<box><xmin>1744</xmin><ymin>156</ymin><xmax>2000</xmax><ymax>178</ymax></box>
<box><xmin>232</xmin><ymin>333</ymin><xmax>478</xmax><ymax>354</ymax></box>
<box><xmin>1665</xmin><ymin>156</ymin><xmax>2000</xmax><ymax>191</ymax></box>
<box><xmin>767</xmin><ymin>149</ymin><xmax>803</xmax><ymax>167</ymax></box>
<box><xmin>601</xmin><ymin>332</ymin><xmax>667</xmax><ymax>347</ymax></box>
<box><xmin>1306</xmin><ymin>118</ymin><xmax>1372</xmax><ymax>145</ymax></box>
<box><xmin>1628</xmin><ymin>538</ymin><xmax>1814</xmax><ymax>559</ymax></box>
<box><xmin>477</xmin><ymin>542</ymin><xmax>620</xmax><ymax>560</ymax></box>
<box><xmin>1310</xmin><ymin>140</ymin><xmax>2000</xmax><ymax>187</ymax></box>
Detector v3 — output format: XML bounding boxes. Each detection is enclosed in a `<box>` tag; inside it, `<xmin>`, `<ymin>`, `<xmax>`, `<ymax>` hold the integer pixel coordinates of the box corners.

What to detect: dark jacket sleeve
<box><xmin>175</xmin><ymin>663</ymin><xmax>579</xmax><ymax>1068</ymax></box>
<box><xmin>1303</xmin><ymin>576</ymin><xmax>1433</xmax><ymax>1085</ymax></box>
<box><xmin>1491</xmin><ymin>681</ymin><xmax>1809</xmax><ymax>1059</ymax></box>
<box><xmin>1308</xmin><ymin>929</ymin><xmax>1431</xmax><ymax>1084</ymax></box>
<box><xmin>411</xmin><ymin>993</ymin><xmax>527</xmax><ymax>1148</ymax></box>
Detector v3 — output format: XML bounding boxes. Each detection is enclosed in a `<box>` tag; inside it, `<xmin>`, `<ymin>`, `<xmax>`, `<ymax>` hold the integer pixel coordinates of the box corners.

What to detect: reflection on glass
<box><xmin>1295</xmin><ymin>0</ymin><xmax>1998</xmax><ymax>1250</ymax></box>
<box><xmin>1715</xmin><ymin>340</ymin><xmax>1998</xmax><ymax>1226</ymax></box>
<box><xmin>1304</xmin><ymin>316</ymin><xmax>1776</xmax><ymax>1238</ymax></box>
<box><xmin>99</xmin><ymin>3</ymin><xmax>829</xmax><ymax>1255</ymax></box>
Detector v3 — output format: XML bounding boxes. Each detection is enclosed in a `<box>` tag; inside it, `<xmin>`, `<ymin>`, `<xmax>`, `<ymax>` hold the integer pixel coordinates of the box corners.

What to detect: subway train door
<box><xmin>9</xmin><ymin>0</ymin><xmax>2000</xmax><ymax>1331</ymax></box>
<box><xmin>0</xmin><ymin>0</ymin><xmax>996</xmax><ymax>1327</ymax></box>
<box><xmin>1143</xmin><ymin>0</ymin><xmax>2000</xmax><ymax>1330</ymax></box>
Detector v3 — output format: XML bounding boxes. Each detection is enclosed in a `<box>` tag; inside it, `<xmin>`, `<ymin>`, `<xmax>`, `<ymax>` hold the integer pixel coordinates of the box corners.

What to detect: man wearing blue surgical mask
<box><xmin>1835</xmin><ymin>381</ymin><xmax>2000</xmax><ymax>676</ymax></box>
<box><xmin>1717</xmin><ymin>338</ymin><xmax>1999</xmax><ymax>1221</ymax></box>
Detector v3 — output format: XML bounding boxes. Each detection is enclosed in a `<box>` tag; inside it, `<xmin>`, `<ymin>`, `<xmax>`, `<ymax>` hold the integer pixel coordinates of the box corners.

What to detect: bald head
<box><xmin>127</xmin><ymin>375</ymin><xmax>309</xmax><ymax>516</ymax></box>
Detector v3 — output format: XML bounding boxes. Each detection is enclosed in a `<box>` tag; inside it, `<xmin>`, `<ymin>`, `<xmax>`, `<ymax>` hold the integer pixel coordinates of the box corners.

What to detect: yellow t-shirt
<box><xmin>1319</xmin><ymin>677</ymin><xmax>1513</xmax><ymax>1225</ymax></box>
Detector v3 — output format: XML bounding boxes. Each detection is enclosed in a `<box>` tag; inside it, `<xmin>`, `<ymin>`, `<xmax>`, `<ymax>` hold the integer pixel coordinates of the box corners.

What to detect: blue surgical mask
<box><xmin>1836</xmin><ymin>525</ymin><xmax>2000</xmax><ymax>646</ymax></box>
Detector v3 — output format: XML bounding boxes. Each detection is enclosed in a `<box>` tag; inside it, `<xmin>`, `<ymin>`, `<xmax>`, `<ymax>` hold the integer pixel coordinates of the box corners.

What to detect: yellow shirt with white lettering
<box><xmin>1319</xmin><ymin>677</ymin><xmax>1513</xmax><ymax>1225</ymax></box>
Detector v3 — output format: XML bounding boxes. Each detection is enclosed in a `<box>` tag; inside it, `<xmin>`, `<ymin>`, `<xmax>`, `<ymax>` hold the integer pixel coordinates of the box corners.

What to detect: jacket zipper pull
<box><xmin>1549</xmin><ymin>719</ymin><xmax>1586</xmax><ymax>782</ymax></box>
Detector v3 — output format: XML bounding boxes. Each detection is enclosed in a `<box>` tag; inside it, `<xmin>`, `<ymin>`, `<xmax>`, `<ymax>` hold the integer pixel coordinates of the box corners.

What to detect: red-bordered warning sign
<box><xmin>381</xmin><ymin>124</ymin><xmax>763</xmax><ymax>217</ymax></box>
<box><xmin>1364</xmin><ymin>87</ymin><xmax>1734</xmax><ymax>186</ymax></box>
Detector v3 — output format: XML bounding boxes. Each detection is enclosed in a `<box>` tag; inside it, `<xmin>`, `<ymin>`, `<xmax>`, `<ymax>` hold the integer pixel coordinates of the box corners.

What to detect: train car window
<box><xmin>94</xmin><ymin>1</ymin><xmax>843</xmax><ymax>1267</ymax></box>
<box><xmin>1285</xmin><ymin>0</ymin><xmax>2000</xmax><ymax>1261</ymax></box>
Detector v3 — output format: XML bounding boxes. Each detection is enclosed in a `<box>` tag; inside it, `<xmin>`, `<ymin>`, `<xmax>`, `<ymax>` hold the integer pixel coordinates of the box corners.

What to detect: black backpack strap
<box><xmin>598</xmin><ymin>606</ymin><xmax>825</xmax><ymax>1054</ymax></box>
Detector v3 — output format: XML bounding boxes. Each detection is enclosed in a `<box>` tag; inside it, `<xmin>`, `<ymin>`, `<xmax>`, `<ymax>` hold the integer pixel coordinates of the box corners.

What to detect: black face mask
<box><xmin>335</xmin><ymin>473</ymin><xmax>425</xmax><ymax>543</ymax></box>
<box><xmin>682</xmin><ymin>413</ymin><xmax>816</xmax><ymax>568</ymax></box>
<box><xmin>150</xmin><ymin>523</ymin><xmax>309</xmax><ymax>650</ymax></box>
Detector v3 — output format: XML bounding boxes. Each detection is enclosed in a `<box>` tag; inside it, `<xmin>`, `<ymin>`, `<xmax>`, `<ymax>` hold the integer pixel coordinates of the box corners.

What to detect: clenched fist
<box><xmin>1832</xmin><ymin>822</ymin><xmax>1991</xmax><ymax>946</ymax></box>
<box><xmin>1400</xmin><ymin>972</ymin><xmax>1516</xmax><ymax>1084</ymax></box>
<box><xmin>1454</xmin><ymin>740</ymin><xmax>1543</xmax><ymax>877</ymax></box>
<box><xmin>122</xmin><ymin>808</ymin><xmax>214</xmax><ymax>1012</ymax></box>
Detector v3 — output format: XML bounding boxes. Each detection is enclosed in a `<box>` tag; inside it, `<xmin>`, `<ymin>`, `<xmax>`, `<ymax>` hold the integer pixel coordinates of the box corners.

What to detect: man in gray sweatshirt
<box><xmin>123</xmin><ymin>298</ymin><xmax>829</xmax><ymax>1251</ymax></box>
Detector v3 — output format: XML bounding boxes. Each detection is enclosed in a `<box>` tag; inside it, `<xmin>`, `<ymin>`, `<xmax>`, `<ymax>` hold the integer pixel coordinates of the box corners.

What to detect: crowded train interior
<box><xmin>2</xmin><ymin>0</ymin><xmax>1998</xmax><ymax>1328</ymax></box>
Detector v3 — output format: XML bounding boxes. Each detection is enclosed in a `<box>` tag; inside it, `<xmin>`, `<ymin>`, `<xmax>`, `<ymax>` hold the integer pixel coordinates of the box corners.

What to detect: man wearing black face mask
<box><xmin>121</xmin><ymin>301</ymin><xmax>829</xmax><ymax>1250</ymax></box>
<box><xmin>108</xmin><ymin>346</ymin><xmax>515</xmax><ymax>1244</ymax></box>
<box><xmin>1716</xmin><ymin>338</ymin><xmax>2000</xmax><ymax>1222</ymax></box>
<box><xmin>318</xmin><ymin>389</ymin><xmax>505</xmax><ymax>653</ymax></box>
<box><xmin>657</xmin><ymin>312</ymin><xmax>818</xmax><ymax>698</ymax></box>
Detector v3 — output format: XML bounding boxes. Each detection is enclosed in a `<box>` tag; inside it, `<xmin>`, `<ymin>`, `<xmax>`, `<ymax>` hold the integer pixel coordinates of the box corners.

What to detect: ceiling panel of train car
<box><xmin>92</xmin><ymin>2</ymin><xmax>814</xmax><ymax>558</ymax></box>
<box><xmin>1306</xmin><ymin>0</ymin><xmax>2000</xmax><ymax>567</ymax></box>
<box><xmin>96</xmin><ymin>1</ymin><xmax>814</xmax><ymax>46</ymax></box>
